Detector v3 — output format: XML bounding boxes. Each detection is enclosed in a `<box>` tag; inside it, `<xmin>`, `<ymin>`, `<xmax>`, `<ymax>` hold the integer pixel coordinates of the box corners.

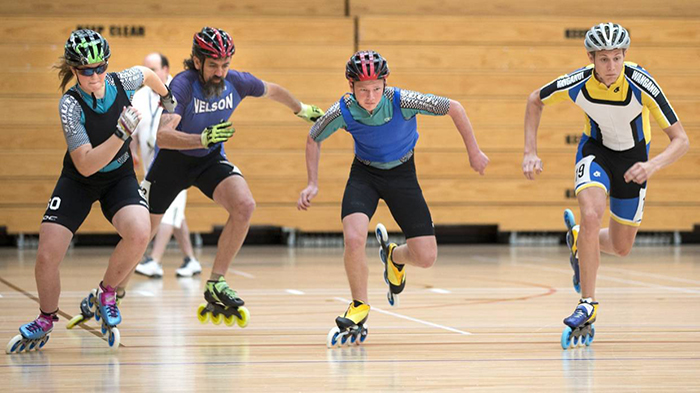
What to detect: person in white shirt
<box><xmin>131</xmin><ymin>52</ymin><xmax>202</xmax><ymax>278</ymax></box>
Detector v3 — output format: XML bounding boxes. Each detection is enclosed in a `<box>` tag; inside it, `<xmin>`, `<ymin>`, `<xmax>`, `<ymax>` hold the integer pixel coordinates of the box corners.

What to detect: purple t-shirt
<box><xmin>167</xmin><ymin>69</ymin><xmax>265</xmax><ymax>157</ymax></box>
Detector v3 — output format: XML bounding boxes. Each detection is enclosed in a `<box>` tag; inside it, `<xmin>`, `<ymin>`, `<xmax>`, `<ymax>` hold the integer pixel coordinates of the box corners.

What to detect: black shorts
<box><xmin>42</xmin><ymin>173</ymin><xmax>148</xmax><ymax>234</ymax></box>
<box><xmin>574</xmin><ymin>135</ymin><xmax>648</xmax><ymax>225</ymax></box>
<box><xmin>341</xmin><ymin>155</ymin><xmax>434</xmax><ymax>239</ymax></box>
<box><xmin>143</xmin><ymin>146</ymin><xmax>242</xmax><ymax>214</ymax></box>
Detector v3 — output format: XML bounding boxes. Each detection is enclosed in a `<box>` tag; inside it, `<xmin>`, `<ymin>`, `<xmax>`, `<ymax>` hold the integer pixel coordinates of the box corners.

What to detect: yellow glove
<box><xmin>201</xmin><ymin>121</ymin><xmax>235</xmax><ymax>148</ymax></box>
<box><xmin>296</xmin><ymin>103</ymin><xmax>324</xmax><ymax>123</ymax></box>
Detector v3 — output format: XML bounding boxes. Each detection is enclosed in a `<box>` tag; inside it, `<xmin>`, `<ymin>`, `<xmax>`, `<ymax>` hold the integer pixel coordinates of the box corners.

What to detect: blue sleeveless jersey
<box><xmin>339</xmin><ymin>87</ymin><xmax>418</xmax><ymax>163</ymax></box>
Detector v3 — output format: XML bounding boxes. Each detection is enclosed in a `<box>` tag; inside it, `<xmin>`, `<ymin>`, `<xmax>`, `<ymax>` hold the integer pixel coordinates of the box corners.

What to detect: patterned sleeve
<box><xmin>58</xmin><ymin>94</ymin><xmax>90</xmax><ymax>152</ymax></box>
<box><xmin>309</xmin><ymin>101</ymin><xmax>345</xmax><ymax>142</ymax></box>
<box><xmin>626</xmin><ymin>65</ymin><xmax>679</xmax><ymax>128</ymax></box>
<box><xmin>115</xmin><ymin>67</ymin><xmax>145</xmax><ymax>100</ymax></box>
<box><xmin>539</xmin><ymin>66</ymin><xmax>592</xmax><ymax>106</ymax></box>
<box><xmin>397</xmin><ymin>88</ymin><xmax>450</xmax><ymax>118</ymax></box>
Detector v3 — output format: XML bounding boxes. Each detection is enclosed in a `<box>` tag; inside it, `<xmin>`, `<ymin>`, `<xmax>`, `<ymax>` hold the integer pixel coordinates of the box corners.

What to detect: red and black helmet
<box><xmin>192</xmin><ymin>27</ymin><xmax>235</xmax><ymax>59</ymax></box>
<box><xmin>346</xmin><ymin>50</ymin><xmax>390</xmax><ymax>82</ymax></box>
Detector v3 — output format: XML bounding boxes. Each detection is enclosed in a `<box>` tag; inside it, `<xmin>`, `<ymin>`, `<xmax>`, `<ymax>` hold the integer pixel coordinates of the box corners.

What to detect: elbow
<box><xmin>75</xmin><ymin>164</ymin><xmax>96</xmax><ymax>178</ymax></box>
<box><xmin>681</xmin><ymin>135</ymin><xmax>690</xmax><ymax>154</ymax></box>
<box><xmin>528</xmin><ymin>90</ymin><xmax>544</xmax><ymax>108</ymax></box>
<box><xmin>448</xmin><ymin>99</ymin><xmax>465</xmax><ymax>117</ymax></box>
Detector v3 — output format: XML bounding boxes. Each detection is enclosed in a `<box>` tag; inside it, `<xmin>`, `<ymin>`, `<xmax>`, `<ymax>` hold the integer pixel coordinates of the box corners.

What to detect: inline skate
<box><xmin>197</xmin><ymin>277</ymin><xmax>250</xmax><ymax>328</ymax></box>
<box><xmin>327</xmin><ymin>300</ymin><xmax>369</xmax><ymax>348</ymax></box>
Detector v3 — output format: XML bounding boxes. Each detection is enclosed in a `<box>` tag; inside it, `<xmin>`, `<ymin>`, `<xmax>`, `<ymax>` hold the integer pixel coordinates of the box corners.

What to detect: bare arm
<box><xmin>624</xmin><ymin>121</ymin><xmax>690</xmax><ymax>184</ymax></box>
<box><xmin>447</xmin><ymin>99</ymin><xmax>489</xmax><ymax>175</ymax></box>
<box><xmin>155</xmin><ymin>113</ymin><xmax>203</xmax><ymax>150</ymax></box>
<box><xmin>136</xmin><ymin>66</ymin><xmax>169</xmax><ymax>97</ymax></box>
<box><xmin>523</xmin><ymin>89</ymin><xmax>545</xmax><ymax>180</ymax></box>
<box><xmin>264</xmin><ymin>81</ymin><xmax>302</xmax><ymax>114</ymax></box>
<box><xmin>297</xmin><ymin>135</ymin><xmax>322</xmax><ymax>210</ymax></box>
<box><xmin>69</xmin><ymin>136</ymin><xmax>128</xmax><ymax>177</ymax></box>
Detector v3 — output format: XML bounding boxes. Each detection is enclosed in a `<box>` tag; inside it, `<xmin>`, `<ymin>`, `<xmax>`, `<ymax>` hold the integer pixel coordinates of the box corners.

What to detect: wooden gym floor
<box><xmin>1</xmin><ymin>243</ymin><xmax>699</xmax><ymax>391</ymax></box>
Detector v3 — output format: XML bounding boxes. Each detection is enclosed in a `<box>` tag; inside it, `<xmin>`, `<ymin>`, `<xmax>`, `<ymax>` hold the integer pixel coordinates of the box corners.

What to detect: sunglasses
<box><xmin>75</xmin><ymin>63</ymin><xmax>108</xmax><ymax>76</ymax></box>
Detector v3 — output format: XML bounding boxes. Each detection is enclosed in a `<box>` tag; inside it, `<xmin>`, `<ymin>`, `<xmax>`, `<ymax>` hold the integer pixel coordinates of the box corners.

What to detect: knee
<box><xmin>612</xmin><ymin>240</ymin><xmax>633</xmax><ymax>257</ymax></box>
<box><xmin>36</xmin><ymin>249</ymin><xmax>58</xmax><ymax>270</ymax></box>
<box><xmin>231</xmin><ymin>197</ymin><xmax>256</xmax><ymax>220</ymax></box>
<box><xmin>409</xmin><ymin>246</ymin><xmax>437</xmax><ymax>268</ymax></box>
<box><xmin>123</xmin><ymin>224</ymin><xmax>151</xmax><ymax>249</ymax></box>
<box><xmin>343</xmin><ymin>231</ymin><xmax>367</xmax><ymax>252</ymax></box>
<box><xmin>580</xmin><ymin>209</ymin><xmax>603</xmax><ymax>229</ymax></box>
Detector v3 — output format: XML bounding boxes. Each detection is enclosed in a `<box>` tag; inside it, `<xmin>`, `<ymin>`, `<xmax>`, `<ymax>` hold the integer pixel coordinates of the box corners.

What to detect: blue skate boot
<box><xmin>94</xmin><ymin>283</ymin><xmax>121</xmax><ymax>348</ymax></box>
<box><xmin>67</xmin><ymin>288</ymin><xmax>125</xmax><ymax>329</ymax></box>
<box><xmin>564</xmin><ymin>209</ymin><xmax>581</xmax><ymax>293</ymax></box>
<box><xmin>6</xmin><ymin>310</ymin><xmax>58</xmax><ymax>354</ymax></box>
<box><xmin>327</xmin><ymin>300</ymin><xmax>370</xmax><ymax>348</ymax></box>
<box><xmin>197</xmin><ymin>277</ymin><xmax>250</xmax><ymax>328</ymax></box>
<box><xmin>561</xmin><ymin>298</ymin><xmax>598</xmax><ymax>349</ymax></box>
<box><xmin>376</xmin><ymin>223</ymin><xmax>405</xmax><ymax>306</ymax></box>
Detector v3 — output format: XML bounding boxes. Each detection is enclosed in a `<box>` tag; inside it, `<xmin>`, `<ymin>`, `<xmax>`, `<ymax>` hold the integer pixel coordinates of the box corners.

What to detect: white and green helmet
<box><xmin>584</xmin><ymin>23</ymin><xmax>630</xmax><ymax>52</ymax></box>
<box><xmin>64</xmin><ymin>29</ymin><xmax>111</xmax><ymax>66</ymax></box>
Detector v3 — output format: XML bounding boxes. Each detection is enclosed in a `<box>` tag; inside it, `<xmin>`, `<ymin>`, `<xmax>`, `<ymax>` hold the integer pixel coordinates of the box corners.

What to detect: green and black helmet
<box><xmin>64</xmin><ymin>29</ymin><xmax>111</xmax><ymax>66</ymax></box>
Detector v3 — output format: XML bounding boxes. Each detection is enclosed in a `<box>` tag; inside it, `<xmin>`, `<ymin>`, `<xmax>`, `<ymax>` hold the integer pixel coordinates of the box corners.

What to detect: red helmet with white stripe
<box><xmin>346</xmin><ymin>50</ymin><xmax>390</xmax><ymax>82</ymax></box>
<box><xmin>192</xmin><ymin>27</ymin><xmax>235</xmax><ymax>59</ymax></box>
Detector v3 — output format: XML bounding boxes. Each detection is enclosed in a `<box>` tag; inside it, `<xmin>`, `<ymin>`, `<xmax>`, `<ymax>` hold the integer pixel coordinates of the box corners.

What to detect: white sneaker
<box><xmin>135</xmin><ymin>258</ymin><xmax>164</xmax><ymax>278</ymax></box>
<box><xmin>176</xmin><ymin>257</ymin><xmax>202</xmax><ymax>277</ymax></box>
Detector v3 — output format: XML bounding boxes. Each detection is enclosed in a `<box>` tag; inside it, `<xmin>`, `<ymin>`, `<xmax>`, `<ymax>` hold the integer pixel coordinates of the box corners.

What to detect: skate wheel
<box><xmin>88</xmin><ymin>290</ymin><xmax>96</xmax><ymax>310</ymax></box>
<box><xmin>572</xmin><ymin>334</ymin><xmax>580</xmax><ymax>347</ymax></box>
<box><xmin>211</xmin><ymin>313</ymin><xmax>224</xmax><ymax>325</ymax></box>
<box><xmin>585</xmin><ymin>325</ymin><xmax>595</xmax><ymax>346</ymax></box>
<box><xmin>197</xmin><ymin>304</ymin><xmax>209</xmax><ymax>324</ymax></box>
<box><xmin>358</xmin><ymin>325</ymin><xmax>368</xmax><ymax>344</ymax></box>
<box><xmin>27</xmin><ymin>339</ymin><xmax>38</xmax><ymax>351</ymax></box>
<box><xmin>349</xmin><ymin>329</ymin><xmax>358</xmax><ymax>345</ymax></box>
<box><xmin>387</xmin><ymin>292</ymin><xmax>398</xmax><ymax>307</ymax></box>
<box><xmin>95</xmin><ymin>308</ymin><xmax>101</xmax><ymax>322</ymax></box>
<box><xmin>375</xmin><ymin>223</ymin><xmax>388</xmax><ymax>245</ymax></box>
<box><xmin>236</xmin><ymin>307</ymin><xmax>250</xmax><ymax>328</ymax></box>
<box><xmin>326</xmin><ymin>326</ymin><xmax>341</xmax><ymax>348</ymax></box>
<box><xmin>39</xmin><ymin>335</ymin><xmax>49</xmax><ymax>349</ymax></box>
<box><xmin>108</xmin><ymin>328</ymin><xmax>120</xmax><ymax>348</ymax></box>
<box><xmin>340</xmin><ymin>331</ymin><xmax>351</xmax><ymax>346</ymax></box>
<box><xmin>66</xmin><ymin>314</ymin><xmax>85</xmax><ymax>330</ymax></box>
<box><xmin>101</xmin><ymin>323</ymin><xmax>108</xmax><ymax>336</ymax></box>
<box><xmin>561</xmin><ymin>326</ymin><xmax>573</xmax><ymax>350</ymax></box>
<box><xmin>6</xmin><ymin>335</ymin><xmax>23</xmax><ymax>354</ymax></box>
<box><xmin>224</xmin><ymin>315</ymin><xmax>236</xmax><ymax>327</ymax></box>
<box><xmin>564</xmin><ymin>209</ymin><xmax>576</xmax><ymax>230</ymax></box>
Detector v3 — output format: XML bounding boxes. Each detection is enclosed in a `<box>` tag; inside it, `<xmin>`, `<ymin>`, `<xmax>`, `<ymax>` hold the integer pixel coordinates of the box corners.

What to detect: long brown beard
<box><xmin>202</xmin><ymin>77</ymin><xmax>225</xmax><ymax>98</ymax></box>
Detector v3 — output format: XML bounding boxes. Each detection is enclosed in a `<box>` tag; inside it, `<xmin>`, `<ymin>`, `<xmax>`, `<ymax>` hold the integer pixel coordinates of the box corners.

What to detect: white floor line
<box><xmin>334</xmin><ymin>297</ymin><xmax>472</xmax><ymax>335</ymax></box>
<box><xmin>228</xmin><ymin>269</ymin><xmax>255</xmax><ymax>279</ymax></box>
<box><xmin>429</xmin><ymin>288</ymin><xmax>451</xmax><ymax>294</ymax></box>
<box><xmin>285</xmin><ymin>289</ymin><xmax>304</xmax><ymax>295</ymax></box>
<box><xmin>134</xmin><ymin>290</ymin><xmax>155</xmax><ymax>297</ymax></box>
<box><xmin>602</xmin><ymin>266</ymin><xmax>700</xmax><ymax>286</ymax></box>
<box><xmin>519</xmin><ymin>262</ymin><xmax>700</xmax><ymax>295</ymax></box>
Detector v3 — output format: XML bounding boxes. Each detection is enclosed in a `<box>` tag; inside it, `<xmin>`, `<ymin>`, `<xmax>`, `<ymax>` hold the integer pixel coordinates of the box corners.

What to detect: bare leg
<box><xmin>210</xmin><ymin>176</ymin><xmax>255</xmax><ymax>276</ymax></box>
<box><xmin>598</xmin><ymin>219</ymin><xmax>638</xmax><ymax>257</ymax></box>
<box><xmin>392</xmin><ymin>235</ymin><xmax>437</xmax><ymax>268</ymax></box>
<box><xmin>150</xmin><ymin>223</ymin><xmax>175</xmax><ymax>262</ymax></box>
<box><xmin>35</xmin><ymin>223</ymin><xmax>74</xmax><ymax>312</ymax></box>
<box><xmin>576</xmin><ymin>187</ymin><xmax>607</xmax><ymax>301</ymax></box>
<box><xmin>105</xmin><ymin>205</ymin><xmax>151</xmax><ymax>288</ymax></box>
<box><xmin>172</xmin><ymin>218</ymin><xmax>195</xmax><ymax>259</ymax></box>
<box><xmin>342</xmin><ymin>213</ymin><xmax>370</xmax><ymax>303</ymax></box>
